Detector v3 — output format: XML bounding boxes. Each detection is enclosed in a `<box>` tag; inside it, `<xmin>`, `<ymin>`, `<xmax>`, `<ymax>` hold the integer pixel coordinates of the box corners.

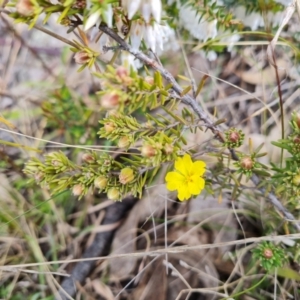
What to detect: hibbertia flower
<box><xmin>165</xmin><ymin>154</ymin><xmax>206</xmax><ymax>201</ymax></box>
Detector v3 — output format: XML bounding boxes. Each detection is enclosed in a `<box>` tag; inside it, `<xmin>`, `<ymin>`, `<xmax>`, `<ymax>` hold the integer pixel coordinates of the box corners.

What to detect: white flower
<box><xmin>129</xmin><ymin>20</ymin><xmax>166</xmax><ymax>52</ymax></box>
<box><xmin>179</xmin><ymin>5</ymin><xmax>217</xmax><ymax>41</ymax></box>
<box><xmin>84</xmin><ymin>10</ymin><xmax>101</xmax><ymax>31</ymax></box>
<box><xmin>144</xmin><ymin>24</ymin><xmax>156</xmax><ymax>51</ymax></box>
<box><xmin>130</xmin><ymin>21</ymin><xmax>145</xmax><ymax>50</ymax></box>
<box><xmin>84</xmin><ymin>5</ymin><xmax>113</xmax><ymax>31</ymax></box>
<box><xmin>123</xmin><ymin>0</ymin><xmax>162</xmax><ymax>23</ymax></box>
<box><xmin>144</xmin><ymin>23</ymin><xmax>164</xmax><ymax>52</ymax></box>
<box><xmin>103</xmin><ymin>4</ymin><xmax>113</xmax><ymax>28</ymax></box>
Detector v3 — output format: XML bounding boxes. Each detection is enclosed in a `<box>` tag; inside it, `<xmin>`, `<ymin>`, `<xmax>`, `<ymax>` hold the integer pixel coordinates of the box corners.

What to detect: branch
<box><xmin>99</xmin><ymin>25</ymin><xmax>300</xmax><ymax>232</ymax></box>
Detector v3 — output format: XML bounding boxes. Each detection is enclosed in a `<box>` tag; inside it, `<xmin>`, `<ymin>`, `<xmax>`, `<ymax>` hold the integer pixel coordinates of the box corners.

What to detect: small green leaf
<box><xmin>277</xmin><ymin>268</ymin><xmax>300</xmax><ymax>281</ymax></box>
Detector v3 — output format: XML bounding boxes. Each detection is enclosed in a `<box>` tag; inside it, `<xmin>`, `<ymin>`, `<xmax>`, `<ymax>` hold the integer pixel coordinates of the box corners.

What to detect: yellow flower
<box><xmin>165</xmin><ymin>154</ymin><xmax>206</xmax><ymax>201</ymax></box>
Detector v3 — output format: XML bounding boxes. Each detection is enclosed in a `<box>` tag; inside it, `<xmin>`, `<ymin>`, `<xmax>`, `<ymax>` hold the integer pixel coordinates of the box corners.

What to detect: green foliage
<box><xmin>271</xmin><ymin>112</ymin><xmax>300</xmax><ymax>201</ymax></box>
<box><xmin>252</xmin><ymin>241</ymin><xmax>286</xmax><ymax>271</ymax></box>
<box><xmin>41</xmin><ymin>85</ymin><xmax>97</xmax><ymax>144</ymax></box>
<box><xmin>223</xmin><ymin>0</ymin><xmax>283</xmax><ymax>14</ymax></box>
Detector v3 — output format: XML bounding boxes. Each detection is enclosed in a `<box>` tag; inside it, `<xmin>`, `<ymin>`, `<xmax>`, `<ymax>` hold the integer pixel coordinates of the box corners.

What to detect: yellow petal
<box><xmin>188</xmin><ymin>177</ymin><xmax>205</xmax><ymax>195</ymax></box>
<box><xmin>190</xmin><ymin>160</ymin><xmax>206</xmax><ymax>176</ymax></box>
<box><xmin>165</xmin><ymin>171</ymin><xmax>184</xmax><ymax>191</ymax></box>
<box><xmin>175</xmin><ymin>154</ymin><xmax>192</xmax><ymax>176</ymax></box>
<box><xmin>177</xmin><ymin>185</ymin><xmax>191</xmax><ymax>201</ymax></box>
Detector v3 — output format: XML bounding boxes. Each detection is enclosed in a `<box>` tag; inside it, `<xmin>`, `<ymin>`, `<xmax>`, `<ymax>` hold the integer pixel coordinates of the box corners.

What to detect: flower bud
<box><xmin>118</xmin><ymin>136</ymin><xmax>131</xmax><ymax>148</ymax></box>
<box><xmin>293</xmin><ymin>174</ymin><xmax>300</xmax><ymax>186</ymax></box>
<box><xmin>104</xmin><ymin>122</ymin><xmax>116</xmax><ymax>133</ymax></box>
<box><xmin>94</xmin><ymin>176</ymin><xmax>108</xmax><ymax>189</ymax></box>
<box><xmin>240</xmin><ymin>157</ymin><xmax>254</xmax><ymax>170</ymax></box>
<box><xmin>119</xmin><ymin>167</ymin><xmax>134</xmax><ymax>184</ymax></box>
<box><xmin>144</xmin><ymin>76</ymin><xmax>154</xmax><ymax>85</ymax></box>
<box><xmin>16</xmin><ymin>0</ymin><xmax>34</xmax><ymax>16</ymax></box>
<box><xmin>74</xmin><ymin>51</ymin><xmax>91</xmax><ymax>65</ymax></box>
<box><xmin>164</xmin><ymin>143</ymin><xmax>174</xmax><ymax>155</ymax></box>
<box><xmin>107</xmin><ymin>188</ymin><xmax>120</xmax><ymax>201</ymax></box>
<box><xmin>82</xmin><ymin>153</ymin><xmax>94</xmax><ymax>163</ymax></box>
<box><xmin>72</xmin><ymin>184</ymin><xmax>84</xmax><ymax>196</ymax></box>
<box><xmin>263</xmin><ymin>248</ymin><xmax>273</xmax><ymax>259</ymax></box>
<box><xmin>34</xmin><ymin>172</ymin><xmax>44</xmax><ymax>182</ymax></box>
<box><xmin>229</xmin><ymin>131</ymin><xmax>240</xmax><ymax>143</ymax></box>
<box><xmin>116</xmin><ymin>66</ymin><xmax>129</xmax><ymax>79</ymax></box>
<box><xmin>116</xmin><ymin>66</ymin><xmax>132</xmax><ymax>85</ymax></box>
<box><xmin>293</xmin><ymin>135</ymin><xmax>300</xmax><ymax>144</ymax></box>
<box><xmin>141</xmin><ymin>144</ymin><xmax>156</xmax><ymax>157</ymax></box>
<box><xmin>101</xmin><ymin>93</ymin><xmax>120</xmax><ymax>109</ymax></box>
<box><xmin>52</xmin><ymin>160</ymin><xmax>63</xmax><ymax>167</ymax></box>
<box><xmin>225</xmin><ymin>128</ymin><xmax>244</xmax><ymax>148</ymax></box>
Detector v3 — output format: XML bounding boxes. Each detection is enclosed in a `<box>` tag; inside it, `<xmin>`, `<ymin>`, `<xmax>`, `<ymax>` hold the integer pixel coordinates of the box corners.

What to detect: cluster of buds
<box><xmin>140</xmin><ymin>133</ymin><xmax>179</xmax><ymax>166</ymax></box>
<box><xmin>44</xmin><ymin>151</ymin><xmax>76</xmax><ymax>173</ymax></box>
<box><xmin>224</xmin><ymin>128</ymin><xmax>244</xmax><ymax>148</ymax></box>
<box><xmin>95</xmin><ymin>64</ymin><xmax>166</xmax><ymax>114</ymax></box>
<box><xmin>93</xmin><ymin>167</ymin><xmax>136</xmax><ymax>201</ymax></box>
<box><xmin>24</xmin><ymin>151</ymin><xmax>142</xmax><ymax>201</ymax></box>
<box><xmin>99</xmin><ymin>115</ymin><xmax>141</xmax><ymax>148</ymax></box>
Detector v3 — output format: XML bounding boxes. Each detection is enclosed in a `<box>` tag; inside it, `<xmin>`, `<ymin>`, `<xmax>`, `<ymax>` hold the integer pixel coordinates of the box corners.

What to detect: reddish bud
<box><xmin>293</xmin><ymin>136</ymin><xmax>300</xmax><ymax>144</ymax></box>
<box><xmin>229</xmin><ymin>131</ymin><xmax>240</xmax><ymax>143</ymax></box>
<box><xmin>72</xmin><ymin>184</ymin><xmax>84</xmax><ymax>196</ymax></box>
<box><xmin>82</xmin><ymin>153</ymin><xmax>94</xmax><ymax>163</ymax></box>
<box><xmin>16</xmin><ymin>0</ymin><xmax>34</xmax><ymax>16</ymax></box>
<box><xmin>240</xmin><ymin>157</ymin><xmax>254</xmax><ymax>170</ymax></box>
<box><xmin>74</xmin><ymin>51</ymin><xmax>91</xmax><ymax>65</ymax></box>
<box><xmin>101</xmin><ymin>93</ymin><xmax>120</xmax><ymax>109</ymax></box>
<box><xmin>144</xmin><ymin>76</ymin><xmax>154</xmax><ymax>85</ymax></box>
<box><xmin>141</xmin><ymin>144</ymin><xmax>156</xmax><ymax>157</ymax></box>
<box><xmin>116</xmin><ymin>66</ymin><xmax>129</xmax><ymax>79</ymax></box>
<box><xmin>263</xmin><ymin>248</ymin><xmax>273</xmax><ymax>259</ymax></box>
